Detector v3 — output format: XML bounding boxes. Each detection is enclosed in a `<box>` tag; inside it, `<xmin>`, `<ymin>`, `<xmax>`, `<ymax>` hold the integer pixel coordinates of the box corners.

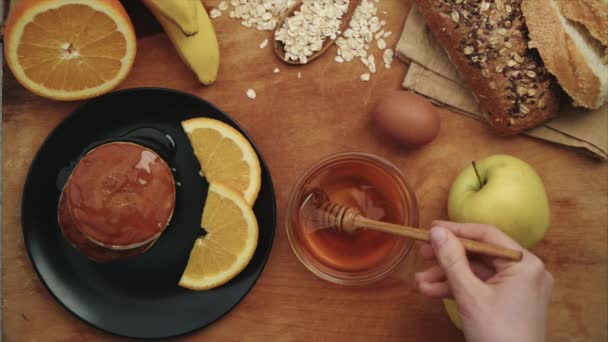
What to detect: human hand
<box><xmin>415</xmin><ymin>221</ymin><xmax>554</xmax><ymax>342</ymax></box>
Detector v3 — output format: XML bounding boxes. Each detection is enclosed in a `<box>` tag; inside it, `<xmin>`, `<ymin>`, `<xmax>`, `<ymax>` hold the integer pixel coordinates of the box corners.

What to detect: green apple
<box><xmin>447</xmin><ymin>154</ymin><xmax>550</xmax><ymax>248</ymax></box>
<box><xmin>443</xmin><ymin>299</ymin><xmax>462</xmax><ymax>330</ymax></box>
<box><xmin>443</xmin><ymin>154</ymin><xmax>551</xmax><ymax>330</ymax></box>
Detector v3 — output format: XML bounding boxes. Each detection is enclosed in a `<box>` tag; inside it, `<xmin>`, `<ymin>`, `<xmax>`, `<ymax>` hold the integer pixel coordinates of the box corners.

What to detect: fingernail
<box><xmin>430</xmin><ymin>227</ymin><xmax>447</xmax><ymax>245</ymax></box>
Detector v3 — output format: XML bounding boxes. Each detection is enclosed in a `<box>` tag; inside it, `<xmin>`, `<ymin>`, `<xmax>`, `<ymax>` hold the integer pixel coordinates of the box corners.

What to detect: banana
<box><xmin>144</xmin><ymin>0</ymin><xmax>198</xmax><ymax>36</ymax></box>
<box><xmin>143</xmin><ymin>0</ymin><xmax>220</xmax><ymax>85</ymax></box>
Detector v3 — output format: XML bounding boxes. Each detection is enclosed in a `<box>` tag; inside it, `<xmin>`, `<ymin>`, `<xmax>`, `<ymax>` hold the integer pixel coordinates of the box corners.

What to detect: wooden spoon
<box><xmin>301</xmin><ymin>190</ymin><xmax>523</xmax><ymax>261</ymax></box>
<box><xmin>273</xmin><ymin>0</ymin><xmax>361</xmax><ymax>65</ymax></box>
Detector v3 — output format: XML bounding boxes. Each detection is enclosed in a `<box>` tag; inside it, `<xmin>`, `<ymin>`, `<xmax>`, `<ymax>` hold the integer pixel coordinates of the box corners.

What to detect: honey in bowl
<box><xmin>287</xmin><ymin>152</ymin><xmax>418</xmax><ymax>285</ymax></box>
<box><xmin>58</xmin><ymin>141</ymin><xmax>176</xmax><ymax>262</ymax></box>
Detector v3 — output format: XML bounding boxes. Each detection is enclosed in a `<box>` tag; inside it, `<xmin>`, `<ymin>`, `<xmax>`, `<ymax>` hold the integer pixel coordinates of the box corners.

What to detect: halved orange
<box><xmin>182</xmin><ymin>118</ymin><xmax>262</xmax><ymax>205</ymax></box>
<box><xmin>4</xmin><ymin>0</ymin><xmax>136</xmax><ymax>101</ymax></box>
<box><xmin>179</xmin><ymin>183</ymin><xmax>259</xmax><ymax>290</ymax></box>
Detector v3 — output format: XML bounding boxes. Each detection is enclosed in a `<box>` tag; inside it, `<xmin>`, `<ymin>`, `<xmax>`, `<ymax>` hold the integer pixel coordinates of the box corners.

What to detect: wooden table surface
<box><xmin>3</xmin><ymin>1</ymin><xmax>607</xmax><ymax>341</ymax></box>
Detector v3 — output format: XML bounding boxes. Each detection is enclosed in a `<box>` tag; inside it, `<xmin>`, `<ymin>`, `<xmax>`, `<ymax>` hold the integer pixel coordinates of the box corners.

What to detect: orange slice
<box><xmin>181</xmin><ymin>118</ymin><xmax>261</xmax><ymax>205</ymax></box>
<box><xmin>4</xmin><ymin>0</ymin><xmax>136</xmax><ymax>101</ymax></box>
<box><xmin>179</xmin><ymin>183</ymin><xmax>259</xmax><ymax>290</ymax></box>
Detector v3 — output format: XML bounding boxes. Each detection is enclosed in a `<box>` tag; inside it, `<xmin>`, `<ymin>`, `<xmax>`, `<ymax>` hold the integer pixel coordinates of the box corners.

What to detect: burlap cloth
<box><xmin>396</xmin><ymin>7</ymin><xmax>608</xmax><ymax>160</ymax></box>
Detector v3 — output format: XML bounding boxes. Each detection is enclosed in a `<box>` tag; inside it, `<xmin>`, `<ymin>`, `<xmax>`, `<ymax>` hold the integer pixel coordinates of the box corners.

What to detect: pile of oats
<box><xmin>275</xmin><ymin>0</ymin><xmax>350</xmax><ymax>64</ymax></box>
<box><xmin>210</xmin><ymin>0</ymin><xmax>395</xmax><ymax>86</ymax></box>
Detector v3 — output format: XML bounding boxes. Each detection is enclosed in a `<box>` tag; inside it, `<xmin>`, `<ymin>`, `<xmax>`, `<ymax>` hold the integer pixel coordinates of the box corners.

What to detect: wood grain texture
<box><xmin>3</xmin><ymin>1</ymin><xmax>607</xmax><ymax>341</ymax></box>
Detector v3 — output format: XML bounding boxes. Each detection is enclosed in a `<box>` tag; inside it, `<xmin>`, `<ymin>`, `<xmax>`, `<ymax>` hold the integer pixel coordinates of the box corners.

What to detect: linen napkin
<box><xmin>396</xmin><ymin>7</ymin><xmax>608</xmax><ymax>160</ymax></box>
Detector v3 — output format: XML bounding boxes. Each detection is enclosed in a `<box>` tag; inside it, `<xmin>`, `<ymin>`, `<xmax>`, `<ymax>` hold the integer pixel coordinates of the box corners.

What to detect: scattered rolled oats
<box><xmin>298</xmin><ymin>72</ymin><xmax>302</xmax><ymax>79</ymax></box>
<box><xmin>218</xmin><ymin>1</ymin><xmax>229</xmax><ymax>11</ymax></box>
<box><xmin>335</xmin><ymin>56</ymin><xmax>345</xmax><ymax>63</ymax></box>
<box><xmin>360</xmin><ymin>56</ymin><xmax>369</xmax><ymax>67</ymax></box>
<box><xmin>367</xmin><ymin>54</ymin><xmax>376</xmax><ymax>73</ymax></box>
<box><xmin>274</xmin><ymin>67</ymin><xmax>280</xmax><ymax>73</ymax></box>
<box><xmin>360</xmin><ymin>73</ymin><xmax>370</xmax><ymax>81</ymax></box>
<box><xmin>377</xmin><ymin>38</ymin><xmax>386</xmax><ymax>50</ymax></box>
<box><xmin>259</xmin><ymin>38</ymin><xmax>269</xmax><ymax>49</ymax></box>
<box><xmin>210</xmin><ymin>9</ymin><xmax>222</xmax><ymax>19</ymax></box>
<box><xmin>246</xmin><ymin>89</ymin><xmax>257</xmax><ymax>100</ymax></box>
<box><xmin>383</xmin><ymin>48</ymin><xmax>393</xmax><ymax>69</ymax></box>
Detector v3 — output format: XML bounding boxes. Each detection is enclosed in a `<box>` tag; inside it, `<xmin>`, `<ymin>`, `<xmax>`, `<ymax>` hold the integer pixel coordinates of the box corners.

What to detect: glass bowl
<box><xmin>286</xmin><ymin>152</ymin><xmax>419</xmax><ymax>285</ymax></box>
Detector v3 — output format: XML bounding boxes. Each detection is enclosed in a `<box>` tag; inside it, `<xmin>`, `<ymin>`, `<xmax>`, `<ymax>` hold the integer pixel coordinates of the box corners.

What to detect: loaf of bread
<box><xmin>414</xmin><ymin>0</ymin><xmax>561</xmax><ymax>135</ymax></box>
<box><xmin>522</xmin><ymin>0</ymin><xmax>608</xmax><ymax>109</ymax></box>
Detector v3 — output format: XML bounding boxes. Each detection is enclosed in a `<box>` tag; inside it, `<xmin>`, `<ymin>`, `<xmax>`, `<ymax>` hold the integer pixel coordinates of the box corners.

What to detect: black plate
<box><xmin>21</xmin><ymin>88</ymin><xmax>276</xmax><ymax>339</ymax></box>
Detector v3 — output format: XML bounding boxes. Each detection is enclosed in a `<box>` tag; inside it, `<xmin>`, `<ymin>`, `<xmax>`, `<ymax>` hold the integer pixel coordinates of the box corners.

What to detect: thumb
<box><xmin>430</xmin><ymin>226</ymin><xmax>485</xmax><ymax>297</ymax></box>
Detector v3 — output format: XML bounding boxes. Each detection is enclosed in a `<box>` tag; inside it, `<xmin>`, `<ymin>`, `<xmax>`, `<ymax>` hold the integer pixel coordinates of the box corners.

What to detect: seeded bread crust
<box><xmin>414</xmin><ymin>0</ymin><xmax>560</xmax><ymax>135</ymax></box>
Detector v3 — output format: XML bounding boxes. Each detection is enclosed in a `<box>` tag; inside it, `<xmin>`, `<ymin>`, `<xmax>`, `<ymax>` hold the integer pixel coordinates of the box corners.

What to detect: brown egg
<box><xmin>371</xmin><ymin>91</ymin><xmax>440</xmax><ymax>147</ymax></box>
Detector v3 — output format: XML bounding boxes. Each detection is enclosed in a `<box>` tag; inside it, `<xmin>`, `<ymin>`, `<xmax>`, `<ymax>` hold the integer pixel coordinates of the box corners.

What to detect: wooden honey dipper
<box><xmin>301</xmin><ymin>190</ymin><xmax>523</xmax><ymax>261</ymax></box>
